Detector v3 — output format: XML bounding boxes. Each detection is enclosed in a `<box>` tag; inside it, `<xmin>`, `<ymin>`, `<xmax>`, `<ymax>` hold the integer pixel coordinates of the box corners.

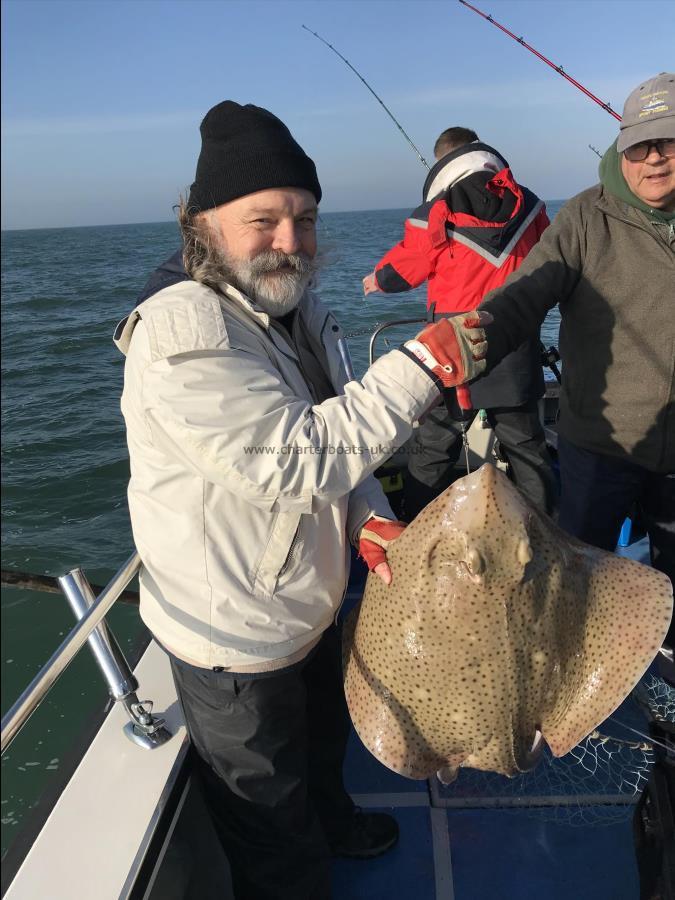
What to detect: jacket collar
<box><xmin>218</xmin><ymin>280</ymin><xmax>326</xmax><ymax>332</ymax></box>
<box><xmin>595</xmin><ymin>183</ymin><xmax>658</xmax><ymax>231</ymax></box>
<box><xmin>218</xmin><ymin>282</ymin><xmax>337</xmax><ymax>366</ymax></box>
<box><xmin>114</xmin><ymin>277</ymin><xmax>335</xmax><ymax>368</ymax></box>
<box><xmin>218</xmin><ymin>282</ymin><xmax>271</xmax><ymax>328</ymax></box>
<box><xmin>593</xmin><ymin>186</ymin><xmax>675</xmax><ymax>260</ymax></box>
<box><xmin>214</xmin><ymin>282</ymin><xmax>345</xmax><ymax>392</ymax></box>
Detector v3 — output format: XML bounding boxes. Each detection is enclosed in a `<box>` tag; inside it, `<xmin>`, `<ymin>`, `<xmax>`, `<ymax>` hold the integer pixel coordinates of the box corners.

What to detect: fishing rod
<box><xmin>589</xmin><ymin>144</ymin><xmax>603</xmax><ymax>159</ymax></box>
<box><xmin>458</xmin><ymin>0</ymin><xmax>621</xmax><ymax>122</ymax></box>
<box><xmin>302</xmin><ymin>23</ymin><xmax>481</xmax><ymax>468</ymax></box>
<box><xmin>301</xmin><ymin>25</ymin><xmax>430</xmax><ymax>169</ymax></box>
<box><xmin>303</xmin><ymin>20</ymin><xmax>562</xmax><ymax>424</ymax></box>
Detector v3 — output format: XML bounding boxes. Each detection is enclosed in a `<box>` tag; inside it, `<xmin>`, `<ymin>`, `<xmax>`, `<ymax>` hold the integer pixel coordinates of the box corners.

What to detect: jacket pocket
<box><xmin>252</xmin><ymin>510</ymin><xmax>303</xmax><ymax>599</ymax></box>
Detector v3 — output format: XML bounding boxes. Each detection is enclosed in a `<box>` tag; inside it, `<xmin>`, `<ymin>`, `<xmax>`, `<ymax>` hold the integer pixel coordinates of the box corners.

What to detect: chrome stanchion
<box><xmin>58</xmin><ymin>567</ymin><xmax>172</xmax><ymax>750</ymax></box>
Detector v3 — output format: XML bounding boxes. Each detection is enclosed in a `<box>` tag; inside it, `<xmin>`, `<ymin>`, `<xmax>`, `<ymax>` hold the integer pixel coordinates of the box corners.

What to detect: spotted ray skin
<box><xmin>343</xmin><ymin>464</ymin><xmax>672</xmax><ymax>779</ymax></box>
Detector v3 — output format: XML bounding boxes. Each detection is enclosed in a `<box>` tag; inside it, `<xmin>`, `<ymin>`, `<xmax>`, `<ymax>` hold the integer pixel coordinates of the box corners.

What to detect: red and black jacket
<box><xmin>374</xmin><ymin>143</ymin><xmax>549</xmax><ymax>407</ymax></box>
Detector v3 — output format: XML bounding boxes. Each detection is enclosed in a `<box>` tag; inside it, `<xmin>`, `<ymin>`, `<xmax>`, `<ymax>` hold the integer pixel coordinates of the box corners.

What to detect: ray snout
<box><xmin>451</xmin><ymin>463</ymin><xmax>529</xmax><ymax>529</ymax></box>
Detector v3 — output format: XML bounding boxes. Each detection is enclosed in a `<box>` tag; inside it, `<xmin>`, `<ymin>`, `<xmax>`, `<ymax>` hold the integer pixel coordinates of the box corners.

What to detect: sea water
<box><xmin>0</xmin><ymin>204</ymin><xmax>563</xmax><ymax>857</ymax></box>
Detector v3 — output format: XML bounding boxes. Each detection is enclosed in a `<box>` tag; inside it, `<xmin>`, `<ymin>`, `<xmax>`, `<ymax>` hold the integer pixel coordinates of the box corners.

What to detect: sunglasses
<box><xmin>623</xmin><ymin>139</ymin><xmax>675</xmax><ymax>162</ymax></box>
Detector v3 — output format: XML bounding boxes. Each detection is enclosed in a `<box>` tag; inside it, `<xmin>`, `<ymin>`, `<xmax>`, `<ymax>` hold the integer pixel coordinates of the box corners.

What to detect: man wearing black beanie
<box><xmin>188</xmin><ymin>100</ymin><xmax>323</xmax><ymax>212</ymax></box>
<box><xmin>116</xmin><ymin>100</ymin><xmax>490</xmax><ymax>899</ymax></box>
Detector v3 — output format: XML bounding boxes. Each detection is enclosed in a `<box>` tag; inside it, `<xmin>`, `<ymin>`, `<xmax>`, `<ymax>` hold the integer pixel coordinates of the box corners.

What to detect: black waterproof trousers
<box><xmin>169</xmin><ymin>625</ymin><xmax>355</xmax><ymax>900</ymax></box>
<box><xmin>557</xmin><ymin>436</ymin><xmax>675</xmax><ymax>648</ymax></box>
<box><xmin>404</xmin><ymin>399</ymin><xmax>559</xmax><ymax>520</ymax></box>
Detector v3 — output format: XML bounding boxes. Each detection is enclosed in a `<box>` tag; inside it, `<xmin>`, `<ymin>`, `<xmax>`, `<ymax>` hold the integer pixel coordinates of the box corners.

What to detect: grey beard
<box><xmin>231</xmin><ymin>250</ymin><xmax>318</xmax><ymax>315</ymax></box>
<box><xmin>200</xmin><ymin>245</ymin><xmax>319</xmax><ymax>316</ymax></box>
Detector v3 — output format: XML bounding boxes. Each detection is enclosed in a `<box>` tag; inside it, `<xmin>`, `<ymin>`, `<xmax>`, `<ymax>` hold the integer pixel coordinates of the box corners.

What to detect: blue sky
<box><xmin>2</xmin><ymin>0</ymin><xmax>674</xmax><ymax>229</ymax></box>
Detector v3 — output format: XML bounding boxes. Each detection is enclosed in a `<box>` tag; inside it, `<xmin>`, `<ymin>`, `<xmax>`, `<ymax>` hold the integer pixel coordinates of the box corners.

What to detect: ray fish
<box><xmin>343</xmin><ymin>464</ymin><xmax>673</xmax><ymax>780</ymax></box>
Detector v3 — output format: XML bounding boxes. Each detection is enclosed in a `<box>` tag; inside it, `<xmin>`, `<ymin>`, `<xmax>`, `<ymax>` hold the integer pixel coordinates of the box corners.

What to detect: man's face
<box><xmin>203</xmin><ymin>187</ymin><xmax>319</xmax><ymax>315</ymax></box>
<box><xmin>621</xmin><ymin>142</ymin><xmax>675</xmax><ymax>211</ymax></box>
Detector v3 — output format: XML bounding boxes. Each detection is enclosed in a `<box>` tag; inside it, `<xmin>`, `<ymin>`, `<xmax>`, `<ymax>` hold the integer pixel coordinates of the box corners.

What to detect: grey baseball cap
<box><xmin>617</xmin><ymin>72</ymin><xmax>675</xmax><ymax>153</ymax></box>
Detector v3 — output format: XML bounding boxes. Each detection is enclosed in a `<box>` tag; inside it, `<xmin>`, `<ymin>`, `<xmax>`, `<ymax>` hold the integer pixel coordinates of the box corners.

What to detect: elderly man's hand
<box><xmin>362</xmin><ymin>272</ymin><xmax>382</xmax><ymax>296</ymax></box>
<box><xmin>403</xmin><ymin>311</ymin><xmax>493</xmax><ymax>388</ymax></box>
<box><xmin>358</xmin><ymin>517</ymin><xmax>407</xmax><ymax>585</ymax></box>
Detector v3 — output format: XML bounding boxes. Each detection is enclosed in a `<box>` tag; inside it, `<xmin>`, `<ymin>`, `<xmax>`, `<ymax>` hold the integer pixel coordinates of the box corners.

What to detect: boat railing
<box><xmin>368</xmin><ymin>317</ymin><xmax>426</xmax><ymax>366</ymax></box>
<box><xmin>1</xmin><ymin>550</ymin><xmax>172</xmax><ymax>755</ymax></box>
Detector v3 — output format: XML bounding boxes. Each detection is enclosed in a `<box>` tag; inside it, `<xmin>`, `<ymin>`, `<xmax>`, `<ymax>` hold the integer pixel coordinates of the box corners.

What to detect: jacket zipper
<box><xmin>278</xmin><ymin>523</ymin><xmax>302</xmax><ymax>578</ymax></box>
<box><xmin>334</xmin><ymin>584</ymin><xmax>349</xmax><ymax>626</ymax></box>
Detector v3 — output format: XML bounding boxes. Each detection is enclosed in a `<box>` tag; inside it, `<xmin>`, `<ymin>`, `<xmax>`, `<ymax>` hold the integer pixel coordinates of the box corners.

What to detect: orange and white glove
<box><xmin>403</xmin><ymin>311</ymin><xmax>492</xmax><ymax>389</ymax></box>
<box><xmin>358</xmin><ymin>517</ymin><xmax>407</xmax><ymax>586</ymax></box>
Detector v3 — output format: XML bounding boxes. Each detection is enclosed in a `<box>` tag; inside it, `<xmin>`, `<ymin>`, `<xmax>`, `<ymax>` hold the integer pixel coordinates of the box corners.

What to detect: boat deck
<box><xmin>150</xmin><ymin>681</ymin><xmax>646</xmax><ymax>900</ymax></box>
<box><xmin>336</xmin><ymin>722</ymin><xmax>640</xmax><ymax>899</ymax></box>
<box><xmin>152</xmin><ymin>677</ymin><xmax>645</xmax><ymax>900</ymax></box>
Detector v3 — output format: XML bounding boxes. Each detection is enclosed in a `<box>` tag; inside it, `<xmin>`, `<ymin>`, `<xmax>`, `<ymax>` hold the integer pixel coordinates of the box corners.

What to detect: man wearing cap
<box><xmin>114</xmin><ymin>100</ymin><xmax>488</xmax><ymax>899</ymax></box>
<box><xmin>479</xmin><ymin>73</ymin><xmax>675</xmax><ymax>648</ymax></box>
<box><xmin>362</xmin><ymin>126</ymin><xmax>557</xmax><ymax>521</ymax></box>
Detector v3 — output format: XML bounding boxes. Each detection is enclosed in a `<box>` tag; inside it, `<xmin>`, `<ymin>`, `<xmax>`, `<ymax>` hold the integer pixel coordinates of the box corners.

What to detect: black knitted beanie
<box><xmin>187</xmin><ymin>101</ymin><xmax>322</xmax><ymax>211</ymax></box>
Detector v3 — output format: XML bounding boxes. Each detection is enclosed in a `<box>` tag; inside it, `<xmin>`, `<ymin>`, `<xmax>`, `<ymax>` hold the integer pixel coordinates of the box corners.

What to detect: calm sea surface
<box><xmin>0</xmin><ymin>204</ymin><xmax>563</xmax><ymax>856</ymax></box>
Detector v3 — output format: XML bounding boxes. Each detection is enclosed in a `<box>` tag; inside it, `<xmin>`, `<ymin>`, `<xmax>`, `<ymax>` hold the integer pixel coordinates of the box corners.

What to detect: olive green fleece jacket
<box><xmin>480</xmin><ymin>185</ymin><xmax>674</xmax><ymax>472</ymax></box>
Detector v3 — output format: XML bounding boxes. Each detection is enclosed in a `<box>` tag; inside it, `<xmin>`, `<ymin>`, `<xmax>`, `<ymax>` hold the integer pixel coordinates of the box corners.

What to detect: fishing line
<box><xmin>302</xmin><ymin>25</ymin><xmax>430</xmax><ymax>169</ymax></box>
<box><xmin>303</xmin><ymin>15</ymin><xmax>564</xmax><ymax>452</ymax></box>
<box><xmin>587</xmin><ymin>730</ymin><xmax>652</xmax><ymax>753</ymax></box>
<box><xmin>606</xmin><ymin>716</ymin><xmax>672</xmax><ymax>755</ymax></box>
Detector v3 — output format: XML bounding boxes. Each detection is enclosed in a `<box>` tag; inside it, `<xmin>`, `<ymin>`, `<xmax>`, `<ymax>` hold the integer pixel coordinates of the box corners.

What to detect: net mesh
<box><xmin>433</xmin><ymin>674</ymin><xmax>674</xmax><ymax>826</ymax></box>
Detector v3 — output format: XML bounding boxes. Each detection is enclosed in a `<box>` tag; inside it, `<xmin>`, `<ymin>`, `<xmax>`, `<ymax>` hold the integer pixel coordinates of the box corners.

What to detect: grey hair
<box><xmin>176</xmin><ymin>196</ymin><xmax>225</xmax><ymax>288</ymax></box>
<box><xmin>175</xmin><ymin>195</ymin><xmax>328</xmax><ymax>307</ymax></box>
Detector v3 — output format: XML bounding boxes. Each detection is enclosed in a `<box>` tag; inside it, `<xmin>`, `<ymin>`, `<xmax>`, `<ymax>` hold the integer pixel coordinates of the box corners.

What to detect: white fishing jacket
<box><xmin>114</xmin><ymin>279</ymin><xmax>439</xmax><ymax>668</ymax></box>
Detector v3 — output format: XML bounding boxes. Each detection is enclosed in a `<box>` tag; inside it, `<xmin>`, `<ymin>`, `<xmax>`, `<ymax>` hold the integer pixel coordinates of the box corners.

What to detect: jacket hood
<box><xmin>599</xmin><ymin>140</ymin><xmax>675</xmax><ymax>224</ymax></box>
<box><xmin>423</xmin><ymin>142</ymin><xmax>508</xmax><ymax>202</ymax></box>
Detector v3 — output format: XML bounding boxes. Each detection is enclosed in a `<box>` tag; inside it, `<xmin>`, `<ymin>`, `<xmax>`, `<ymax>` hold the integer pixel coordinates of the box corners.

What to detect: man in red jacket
<box><xmin>363</xmin><ymin>127</ymin><xmax>557</xmax><ymax>519</ymax></box>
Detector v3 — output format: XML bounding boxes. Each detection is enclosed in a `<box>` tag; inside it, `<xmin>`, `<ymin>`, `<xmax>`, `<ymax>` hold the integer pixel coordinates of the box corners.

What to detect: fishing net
<box><xmin>432</xmin><ymin>673</ymin><xmax>674</xmax><ymax>826</ymax></box>
<box><xmin>634</xmin><ymin>672</ymin><xmax>675</xmax><ymax>724</ymax></box>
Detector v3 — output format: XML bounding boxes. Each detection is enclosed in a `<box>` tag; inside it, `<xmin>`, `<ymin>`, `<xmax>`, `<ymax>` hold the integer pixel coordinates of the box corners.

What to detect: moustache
<box><xmin>248</xmin><ymin>251</ymin><xmax>314</xmax><ymax>277</ymax></box>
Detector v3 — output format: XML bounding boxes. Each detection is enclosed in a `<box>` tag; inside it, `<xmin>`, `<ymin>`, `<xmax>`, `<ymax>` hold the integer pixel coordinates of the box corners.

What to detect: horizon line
<box><xmin>1</xmin><ymin>200</ymin><xmax>569</xmax><ymax>234</ymax></box>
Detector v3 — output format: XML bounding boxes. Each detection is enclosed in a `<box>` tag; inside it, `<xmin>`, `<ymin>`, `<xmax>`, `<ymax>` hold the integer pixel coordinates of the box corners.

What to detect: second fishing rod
<box><xmin>302</xmin><ymin>0</ymin><xmax>614</xmax><ymax>355</ymax></box>
<box><xmin>302</xmin><ymin>22</ymin><xmax>559</xmax><ymax>477</ymax></box>
<box><xmin>302</xmin><ymin>24</ymin><xmax>483</xmax><ymax>475</ymax></box>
